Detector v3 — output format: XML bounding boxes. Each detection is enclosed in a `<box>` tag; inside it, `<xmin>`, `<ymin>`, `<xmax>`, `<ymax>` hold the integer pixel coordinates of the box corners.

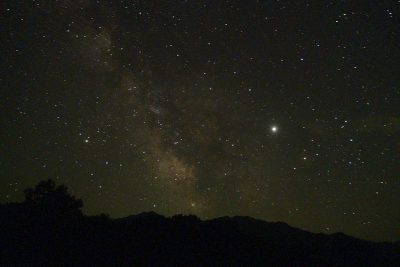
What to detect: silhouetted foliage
<box><xmin>0</xmin><ymin>180</ymin><xmax>399</xmax><ymax>266</ymax></box>
<box><xmin>171</xmin><ymin>214</ymin><xmax>201</xmax><ymax>223</ymax></box>
<box><xmin>23</xmin><ymin>179</ymin><xmax>83</xmax><ymax>217</ymax></box>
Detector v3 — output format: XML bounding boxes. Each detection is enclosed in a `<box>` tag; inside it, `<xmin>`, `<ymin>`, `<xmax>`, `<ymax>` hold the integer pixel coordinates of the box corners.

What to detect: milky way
<box><xmin>1</xmin><ymin>0</ymin><xmax>399</xmax><ymax>241</ymax></box>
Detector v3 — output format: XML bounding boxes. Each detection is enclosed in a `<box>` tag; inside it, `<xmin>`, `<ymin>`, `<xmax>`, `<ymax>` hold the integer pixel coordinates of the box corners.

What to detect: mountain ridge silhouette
<box><xmin>1</xmin><ymin>180</ymin><xmax>399</xmax><ymax>266</ymax></box>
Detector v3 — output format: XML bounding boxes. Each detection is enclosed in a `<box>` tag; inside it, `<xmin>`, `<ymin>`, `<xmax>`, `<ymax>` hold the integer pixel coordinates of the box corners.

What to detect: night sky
<box><xmin>1</xmin><ymin>0</ymin><xmax>399</xmax><ymax>242</ymax></box>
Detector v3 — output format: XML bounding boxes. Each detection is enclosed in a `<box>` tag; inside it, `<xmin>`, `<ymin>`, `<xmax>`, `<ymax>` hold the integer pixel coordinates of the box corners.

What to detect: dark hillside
<box><xmin>1</xmin><ymin>180</ymin><xmax>399</xmax><ymax>266</ymax></box>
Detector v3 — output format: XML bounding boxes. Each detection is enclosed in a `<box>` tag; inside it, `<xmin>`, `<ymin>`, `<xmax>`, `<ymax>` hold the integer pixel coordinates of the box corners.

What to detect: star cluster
<box><xmin>1</xmin><ymin>0</ymin><xmax>399</xmax><ymax>241</ymax></box>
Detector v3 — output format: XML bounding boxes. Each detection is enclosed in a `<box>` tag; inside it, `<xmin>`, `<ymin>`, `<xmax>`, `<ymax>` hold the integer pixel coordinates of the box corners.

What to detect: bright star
<box><xmin>271</xmin><ymin>126</ymin><xmax>278</xmax><ymax>133</ymax></box>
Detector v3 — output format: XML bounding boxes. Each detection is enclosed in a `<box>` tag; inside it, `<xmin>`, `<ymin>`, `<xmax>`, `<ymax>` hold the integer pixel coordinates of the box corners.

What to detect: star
<box><xmin>271</xmin><ymin>126</ymin><xmax>278</xmax><ymax>133</ymax></box>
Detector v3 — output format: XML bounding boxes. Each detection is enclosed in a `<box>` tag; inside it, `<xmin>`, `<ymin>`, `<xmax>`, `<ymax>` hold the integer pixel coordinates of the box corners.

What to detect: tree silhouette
<box><xmin>23</xmin><ymin>179</ymin><xmax>83</xmax><ymax>217</ymax></box>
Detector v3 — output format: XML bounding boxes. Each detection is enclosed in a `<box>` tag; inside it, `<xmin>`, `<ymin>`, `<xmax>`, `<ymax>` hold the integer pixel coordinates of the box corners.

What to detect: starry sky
<box><xmin>1</xmin><ymin>0</ymin><xmax>399</xmax><ymax>242</ymax></box>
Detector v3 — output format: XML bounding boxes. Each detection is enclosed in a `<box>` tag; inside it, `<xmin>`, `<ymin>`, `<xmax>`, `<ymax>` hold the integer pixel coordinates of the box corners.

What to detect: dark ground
<box><xmin>1</xmin><ymin>180</ymin><xmax>399</xmax><ymax>266</ymax></box>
